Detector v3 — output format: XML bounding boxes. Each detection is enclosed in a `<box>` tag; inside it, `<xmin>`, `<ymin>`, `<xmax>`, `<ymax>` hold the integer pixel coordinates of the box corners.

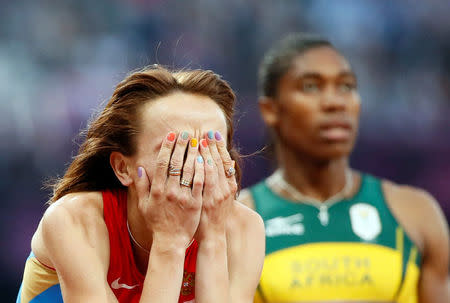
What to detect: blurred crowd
<box><xmin>0</xmin><ymin>0</ymin><xmax>449</xmax><ymax>299</ymax></box>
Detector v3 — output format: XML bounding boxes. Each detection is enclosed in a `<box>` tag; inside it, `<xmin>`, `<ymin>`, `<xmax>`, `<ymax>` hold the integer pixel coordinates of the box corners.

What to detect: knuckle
<box><xmin>205</xmin><ymin>163</ymin><xmax>215</xmax><ymax>173</ymax></box>
<box><xmin>193</xmin><ymin>179</ymin><xmax>204</xmax><ymax>188</ymax></box>
<box><xmin>178</xmin><ymin>194</ymin><xmax>188</xmax><ymax>205</ymax></box>
<box><xmin>202</xmin><ymin>200</ymin><xmax>214</xmax><ymax>211</ymax></box>
<box><xmin>170</xmin><ymin>158</ymin><xmax>183</xmax><ymax>168</ymax></box>
<box><xmin>162</xmin><ymin>140</ymin><xmax>174</xmax><ymax>148</ymax></box>
<box><xmin>137</xmin><ymin>202</ymin><xmax>148</xmax><ymax>215</ymax></box>
<box><xmin>223</xmin><ymin>189</ymin><xmax>232</xmax><ymax>200</ymax></box>
<box><xmin>214</xmin><ymin>192</ymin><xmax>225</xmax><ymax>203</ymax></box>
<box><xmin>151</xmin><ymin>186</ymin><xmax>163</xmax><ymax>199</ymax></box>
<box><xmin>182</xmin><ymin>166</ymin><xmax>194</xmax><ymax>176</ymax></box>
<box><xmin>156</xmin><ymin>159</ymin><xmax>170</xmax><ymax>169</ymax></box>
<box><xmin>166</xmin><ymin>189</ymin><xmax>178</xmax><ymax>202</ymax></box>
<box><xmin>222</xmin><ymin>158</ymin><xmax>233</xmax><ymax>167</ymax></box>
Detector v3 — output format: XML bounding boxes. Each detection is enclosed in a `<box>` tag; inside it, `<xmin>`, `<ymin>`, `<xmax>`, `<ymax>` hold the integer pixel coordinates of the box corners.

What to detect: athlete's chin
<box><xmin>313</xmin><ymin>143</ymin><xmax>354</xmax><ymax>160</ymax></box>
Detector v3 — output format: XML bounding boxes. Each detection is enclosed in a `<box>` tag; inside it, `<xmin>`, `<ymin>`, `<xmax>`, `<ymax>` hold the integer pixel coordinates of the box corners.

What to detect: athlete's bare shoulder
<box><xmin>32</xmin><ymin>191</ymin><xmax>107</xmax><ymax>268</ymax></box>
<box><xmin>382</xmin><ymin>180</ymin><xmax>448</xmax><ymax>255</ymax></box>
<box><xmin>231</xmin><ymin>199</ymin><xmax>263</xmax><ymax>230</ymax></box>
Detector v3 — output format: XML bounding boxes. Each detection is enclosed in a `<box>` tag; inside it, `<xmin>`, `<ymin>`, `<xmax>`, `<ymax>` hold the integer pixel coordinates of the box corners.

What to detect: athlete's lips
<box><xmin>319</xmin><ymin>119</ymin><xmax>353</xmax><ymax>130</ymax></box>
<box><xmin>318</xmin><ymin>119</ymin><xmax>353</xmax><ymax>141</ymax></box>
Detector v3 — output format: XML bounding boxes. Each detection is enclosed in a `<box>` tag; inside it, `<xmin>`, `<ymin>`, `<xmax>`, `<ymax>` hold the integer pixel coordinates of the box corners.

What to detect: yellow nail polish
<box><xmin>191</xmin><ymin>138</ymin><xmax>198</xmax><ymax>148</ymax></box>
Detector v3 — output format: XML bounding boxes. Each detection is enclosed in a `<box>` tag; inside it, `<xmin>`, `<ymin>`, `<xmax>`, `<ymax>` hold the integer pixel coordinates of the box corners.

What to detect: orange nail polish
<box><xmin>201</xmin><ymin>139</ymin><xmax>208</xmax><ymax>148</ymax></box>
<box><xmin>191</xmin><ymin>138</ymin><xmax>198</xmax><ymax>148</ymax></box>
<box><xmin>167</xmin><ymin>132</ymin><xmax>176</xmax><ymax>142</ymax></box>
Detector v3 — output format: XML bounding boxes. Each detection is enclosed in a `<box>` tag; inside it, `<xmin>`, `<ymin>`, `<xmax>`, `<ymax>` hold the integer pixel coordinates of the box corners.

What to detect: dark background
<box><xmin>1</xmin><ymin>0</ymin><xmax>449</xmax><ymax>300</ymax></box>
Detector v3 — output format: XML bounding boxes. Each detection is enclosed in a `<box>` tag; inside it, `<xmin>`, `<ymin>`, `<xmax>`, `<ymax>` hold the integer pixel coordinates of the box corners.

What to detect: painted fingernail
<box><xmin>191</xmin><ymin>138</ymin><xmax>198</xmax><ymax>148</ymax></box>
<box><xmin>167</xmin><ymin>132</ymin><xmax>176</xmax><ymax>142</ymax></box>
<box><xmin>215</xmin><ymin>131</ymin><xmax>222</xmax><ymax>141</ymax></box>
<box><xmin>138</xmin><ymin>167</ymin><xmax>143</xmax><ymax>178</ymax></box>
<box><xmin>232</xmin><ymin>160</ymin><xmax>235</xmax><ymax>168</ymax></box>
<box><xmin>200</xmin><ymin>139</ymin><xmax>208</xmax><ymax>148</ymax></box>
<box><xmin>207</xmin><ymin>158</ymin><xmax>213</xmax><ymax>166</ymax></box>
<box><xmin>207</xmin><ymin>130</ymin><xmax>214</xmax><ymax>140</ymax></box>
<box><xmin>181</xmin><ymin>131</ymin><xmax>189</xmax><ymax>140</ymax></box>
<box><xmin>197</xmin><ymin>156</ymin><xmax>204</xmax><ymax>163</ymax></box>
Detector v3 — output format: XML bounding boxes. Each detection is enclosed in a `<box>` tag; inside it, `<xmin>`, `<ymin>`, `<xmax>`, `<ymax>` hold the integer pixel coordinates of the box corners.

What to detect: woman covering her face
<box><xmin>17</xmin><ymin>66</ymin><xmax>265</xmax><ymax>303</ymax></box>
<box><xmin>239</xmin><ymin>33</ymin><xmax>449</xmax><ymax>303</ymax></box>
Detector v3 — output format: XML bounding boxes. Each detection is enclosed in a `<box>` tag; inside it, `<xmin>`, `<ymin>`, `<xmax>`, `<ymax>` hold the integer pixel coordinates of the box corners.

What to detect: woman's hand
<box><xmin>135</xmin><ymin>131</ymin><xmax>204</xmax><ymax>249</ymax></box>
<box><xmin>194</xmin><ymin>130</ymin><xmax>237</xmax><ymax>303</ymax></box>
<box><xmin>196</xmin><ymin>130</ymin><xmax>237</xmax><ymax>240</ymax></box>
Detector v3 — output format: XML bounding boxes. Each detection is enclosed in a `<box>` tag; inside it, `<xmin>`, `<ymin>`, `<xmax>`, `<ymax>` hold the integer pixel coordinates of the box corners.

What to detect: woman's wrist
<box><xmin>151</xmin><ymin>235</ymin><xmax>190</xmax><ymax>256</ymax></box>
<box><xmin>197</xmin><ymin>233</ymin><xmax>227</xmax><ymax>252</ymax></box>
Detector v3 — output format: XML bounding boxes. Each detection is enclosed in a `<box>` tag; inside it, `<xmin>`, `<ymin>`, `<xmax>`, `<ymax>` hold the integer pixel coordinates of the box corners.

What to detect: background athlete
<box><xmin>17</xmin><ymin>66</ymin><xmax>265</xmax><ymax>303</ymax></box>
<box><xmin>239</xmin><ymin>33</ymin><xmax>449</xmax><ymax>302</ymax></box>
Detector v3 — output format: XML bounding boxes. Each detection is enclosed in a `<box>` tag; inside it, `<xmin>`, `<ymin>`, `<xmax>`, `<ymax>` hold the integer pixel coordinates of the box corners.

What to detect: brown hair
<box><xmin>49</xmin><ymin>65</ymin><xmax>241</xmax><ymax>202</ymax></box>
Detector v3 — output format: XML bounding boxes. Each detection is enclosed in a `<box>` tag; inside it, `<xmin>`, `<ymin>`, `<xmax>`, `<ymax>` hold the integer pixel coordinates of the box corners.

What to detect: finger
<box><xmin>206</xmin><ymin>130</ymin><xmax>225</xmax><ymax>179</ymax></box>
<box><xmin>214</xmin><ymin>130</ymin><xmax>236</xmax><ymax>180</ymax></box>
<box><xmin>152</xmin><ymin>131</ymin><xmax>177</xmax><ymax>193</ymax></box>
<box><xmin>167</xmin><ymin>131</ymin><xmax>190</xmax><ymax>187</ymax></box>
<box><xmin>191</xmin><ymin>155</ymin><xmax>205</xmax><ymax>200</ymax></box>
<box><xmin>180</xmin><ymin>137</ymin><xmax>199</xmax><ymax>190</ymax></box>
<box><xmin>135</xmin><ymin>166</ymin><xmax>150</xmax><ymax>201</ymax></box>
<box><xmin>199</xmin><ymin>138</ymin><xmax>217</xmax><ymax>197</ymax></box>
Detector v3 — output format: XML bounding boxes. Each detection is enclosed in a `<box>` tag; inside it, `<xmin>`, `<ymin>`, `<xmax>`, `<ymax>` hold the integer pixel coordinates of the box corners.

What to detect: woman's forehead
<box><xmin>140</xmin><ymin>92</ymin><xmax>228</xmax><ymax>136</ymax></box>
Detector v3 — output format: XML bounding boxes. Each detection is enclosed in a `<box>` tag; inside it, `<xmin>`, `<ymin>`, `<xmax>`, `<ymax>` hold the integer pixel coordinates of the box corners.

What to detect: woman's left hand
<box><xmin>196</xmin><ymin>130</ymin><xmax>237</xmax><ymax>240</ymax></box>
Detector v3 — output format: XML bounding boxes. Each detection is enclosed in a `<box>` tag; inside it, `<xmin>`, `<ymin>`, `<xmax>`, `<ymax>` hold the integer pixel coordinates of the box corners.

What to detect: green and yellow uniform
<box><xmin>250</xmin><ymin>174</ymin><xmax>421</xmax><ymax>303</ymax></box>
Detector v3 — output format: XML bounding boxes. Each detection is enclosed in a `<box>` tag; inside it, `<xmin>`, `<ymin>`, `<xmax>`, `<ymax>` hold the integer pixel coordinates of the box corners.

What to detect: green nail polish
<box><xmin>207</xmin><ymin>158</ymin><xmax>213</xmax><ymax>166</ymax></box>
<box><xmin>182</xmin><ymin>131</ymin><xmax>189</xmax><ymax>140</ymax></box>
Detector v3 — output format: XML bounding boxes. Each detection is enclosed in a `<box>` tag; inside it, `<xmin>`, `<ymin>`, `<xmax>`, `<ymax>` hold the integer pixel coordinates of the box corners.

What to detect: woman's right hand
<box><xmin>135</xmin><ymin>131</ymin><xmax>204</xmax><ymax>250</ymax></box>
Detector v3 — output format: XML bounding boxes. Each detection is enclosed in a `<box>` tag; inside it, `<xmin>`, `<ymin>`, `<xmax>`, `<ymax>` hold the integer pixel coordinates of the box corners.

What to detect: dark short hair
<box><xmin>258</xmin><ymin>33</ymin><xmax>333</xmax><ymax>98</ymax></box>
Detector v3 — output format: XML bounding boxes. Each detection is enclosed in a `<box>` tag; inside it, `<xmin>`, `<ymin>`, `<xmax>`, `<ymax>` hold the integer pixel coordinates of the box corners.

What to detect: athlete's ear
<box><xmin>110</xmin><ymin>152</ymin><xmax>133</xmax><ymax>186</ymax></box>
<box><xmin>259</xmin><ymin>97</ymin><xmax>279</xmax><ymax>128</ymax></box>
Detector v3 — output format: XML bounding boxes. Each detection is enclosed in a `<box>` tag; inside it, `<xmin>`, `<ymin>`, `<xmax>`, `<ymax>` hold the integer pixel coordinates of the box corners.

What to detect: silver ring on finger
<box><xmin>225</xmin><ymin>166</ymin><xmax>236</xmax><ymax>178</ymax></box>
<box><xmin>180</xmin><ymin>178</ymin><xmax>192</xmax><ymax>187</ymax></box>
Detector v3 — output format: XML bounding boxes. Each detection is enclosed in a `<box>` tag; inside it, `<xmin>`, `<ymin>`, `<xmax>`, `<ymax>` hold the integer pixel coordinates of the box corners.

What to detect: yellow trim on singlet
<box><xmin>20</xmin><ymin>255</ymin><xmax>59</xmax><ymax>303</ymax></box>
<box><xmin>396</xmin><ymin>226</ymin><xmax>403</xmax><ymax>256</ymax></box>
<box><xmin>397</xmin><ymin>247</ymin><xmax>420</xmax><ymax>303</ymax></box>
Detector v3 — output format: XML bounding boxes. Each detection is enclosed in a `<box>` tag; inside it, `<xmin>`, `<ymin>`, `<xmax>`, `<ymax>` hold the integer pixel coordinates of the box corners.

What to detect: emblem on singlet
<box><xmin>181</xmin><ymin>270</ymin><xmax>195</xmax><ymax>296</ymax></box>
<box><xmin>265</xmin><ymin>213</ymin><xmax>304</xmax><ymax>237</ymax></box>
<box><xmin>350</xmin><ymin>203</ymin><xmax>382</xmax><ymax>241</ymax></box>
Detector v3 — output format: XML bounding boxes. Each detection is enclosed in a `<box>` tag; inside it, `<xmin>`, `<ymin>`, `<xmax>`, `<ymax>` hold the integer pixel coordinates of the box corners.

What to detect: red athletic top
<box><xmin>103</xmin><ymin>189</ymin><xmax>198</xmax><ymax>303</ymax></box>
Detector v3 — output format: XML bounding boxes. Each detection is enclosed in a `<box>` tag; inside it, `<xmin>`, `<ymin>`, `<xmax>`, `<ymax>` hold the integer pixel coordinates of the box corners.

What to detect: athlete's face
<box><xmin>262</xmin><ymin>46</ymin><xmax>361</xmax><ymax>160</ymax></box>
<box><xmin>133</xmin><ymin>92</ymin><xmax>228</xmax><ymax>182</ymax></box>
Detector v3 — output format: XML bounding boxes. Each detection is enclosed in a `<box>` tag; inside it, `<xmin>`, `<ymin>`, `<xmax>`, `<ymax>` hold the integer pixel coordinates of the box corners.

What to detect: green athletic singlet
<box><xmin>250</xmin><ymin>174</ymin><xmax>421</xmax><ymax>303</ymax></box>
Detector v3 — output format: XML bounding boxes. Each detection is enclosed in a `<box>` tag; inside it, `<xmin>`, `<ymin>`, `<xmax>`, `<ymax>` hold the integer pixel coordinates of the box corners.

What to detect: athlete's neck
<box><xmin>275</xmin><ymin>143</ymin><xmax>351</xmax><ymax>202</ymax></box>
<box><xmin>127</xmin><ymin>188</ymin><xmax>151</xmax><ymax>274</ymax></box>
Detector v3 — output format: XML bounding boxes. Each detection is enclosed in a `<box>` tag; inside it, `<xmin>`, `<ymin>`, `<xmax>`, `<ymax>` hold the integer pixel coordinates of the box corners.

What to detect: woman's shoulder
<box><xmin>42</xmin><ymin>191</ymin><xmax>104</xmax><ymax>228</ymax></box>
<box><xmin>228</xmin><ymin>200</ymin><xmax>265</xmax><ymax>244</ymax></box>
<box><xmin>381</xmin><ymin>179</ymin><xmax>447</xmax><ymax>254</ymax></box>
<box><xmin>31</xmin><ymin>191</ymin><xmax>107</xmax><ymax>268</ymax></box>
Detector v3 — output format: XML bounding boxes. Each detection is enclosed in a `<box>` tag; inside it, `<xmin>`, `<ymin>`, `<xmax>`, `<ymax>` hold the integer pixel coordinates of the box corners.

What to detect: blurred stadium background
<box><xmin>1</xmin><ymin>0</ymin><xmax>449</xmax><ymax>300</ymax></box>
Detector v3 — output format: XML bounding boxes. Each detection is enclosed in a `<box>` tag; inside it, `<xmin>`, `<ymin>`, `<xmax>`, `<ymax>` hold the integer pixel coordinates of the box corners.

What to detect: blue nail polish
<box><xmin>197</xmin><ymin>156</ymin><xmax>204</xmax><ymax>163</ymax></box>
<box><xmin>207</xmin><ymin>130</ymin><xmax>214</xmax><ymax>140</ymax></box>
